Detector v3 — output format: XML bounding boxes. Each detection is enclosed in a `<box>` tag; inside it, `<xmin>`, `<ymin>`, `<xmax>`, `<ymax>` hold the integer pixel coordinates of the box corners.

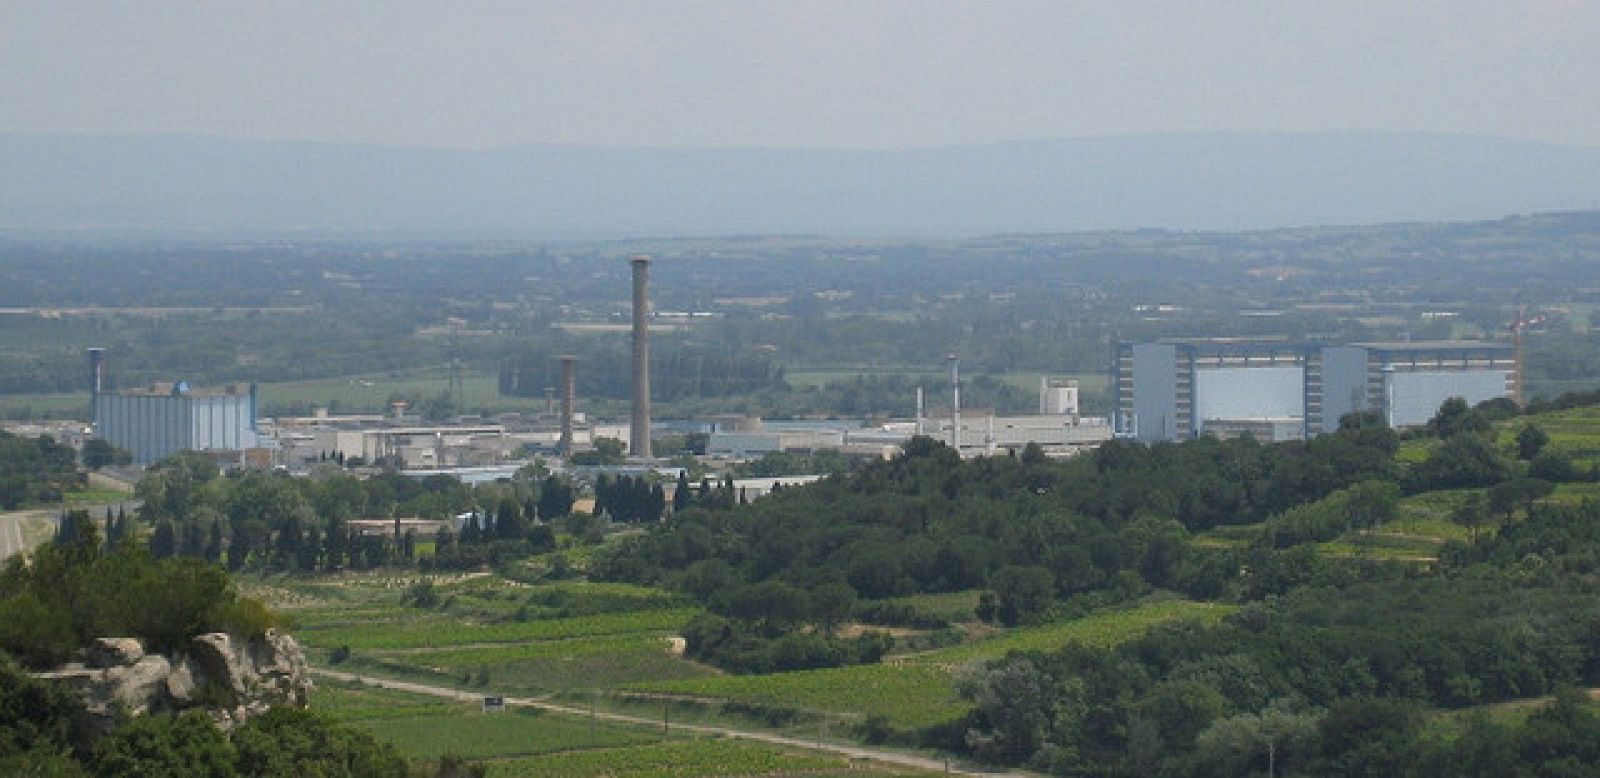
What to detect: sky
<box><xmin>3</xmin><ymin>1</ymin><xmax>1600</xmax><ymax>150</ymax></box>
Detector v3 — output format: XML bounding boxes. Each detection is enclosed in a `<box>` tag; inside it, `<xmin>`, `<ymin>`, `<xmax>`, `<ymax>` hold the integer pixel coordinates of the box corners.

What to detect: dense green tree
<box><xmin>1408</xmin><ymin>434</ymin><xmax>1511</xmax><ymax>492</ymax></box>
<box><xmin>1190</xmin><ymin>700</ymin><xmax>1321</xmax><ymax>778</ymax></box>
<box><xmin>0</xmin><ymin>432</ymin><xmax>81</xmax><ymax>509</ymax></box>
<box><xmin>0</xmin><ymin>653</ymin><xmax>88</xmax><ymax>766</ymax></box>
<box><xmin>322</xmin><ymin>515</ymin><xmax>350</xmax><ymax>568</ymax></box>
<box><xmin>147</xmin><ymin>519</ymin><xmax>178</xmax><ymax>560</ymax></box>
<box><xmin>1308</xmin><ymin>697</ymin><xmax>1423</xmax><ymax>776</ymax></box>
<box><xmin>178</xmin><ymin>520</ymin><xmax>204</xmax><ymax>559</ymax></box>
<box><xmin>493</xmin><ymin>498</ymin><xmax>524</xmax><ymax>541</ymax></box>
<box><xmin>808</xmin><ymin>582</ymin><xmax>857</xmax><ymax>636</ymax></box>
<box><xmin>203</xmin><ymin>519</ymin><xmax>223</xmax><ymax>564</ymax></box>
<box><xmin>1450</xmin><ymin>492</ymin><xmax>1490</xmax><ymax>543</ymax></box>
<box><xmin>134</xmin><ymin>452</ymin><xmax>219</xmax><ymax>524</ymax></box>
<box><xmin>1344</xmin><ymin>480</ymin><xmax>1400</xmax><ymax>530</ymax></box>
<box><xmin>536</xmin><ymin>476</ymin><xmax>574</xmax><ymax>520</ymax></box>
<box><xmin>92</xmin><ymin>711</ymin><xmax>237</xmax><ymax>778</ymax></box>
<box><xmin>672</xmin><ymin>471</ymin><xmax>692</xmax><ymax>513</ymax></box>
<box><xmin>989</xmin><ymin>565</ymin><xmax>1055</xmax><ymax>627</ymax></box>
<box><xmin>1487</xmin><ymin>478</ymin><xmax>1555</xmax><ymax>523</ymax></box>
<box><xmin>1</xmin><ymin>541</ymin><xmax>274</xmax><ymax>665</ymax></box>
<box><xmin>1516</xmin><ymin>423</ymin><xmax>1550</xmax><ymax>460</ymax></box>
<box><xmin>80</xmin><ymin>439</ymin><xmax>130</xmax><ymax>470</ymax></box>
<box><xmin>1428</xmin><ymin>397</ymin><xmax>1491</xmax><ymax>439</ymax></box>
<box><xmin>955</xmin><ymin>657</ymin><xmax>1054</xmax><ymax>765</ymax></box>
<box><xmin>721</xmin><ymin>581</ymin><xmax>810</xmax><ymax>636</ymax></box>
<box><xmin>1528</xmin><ymin>449</ymin><xmax>1577</xmax><ymax>482</ymax></box>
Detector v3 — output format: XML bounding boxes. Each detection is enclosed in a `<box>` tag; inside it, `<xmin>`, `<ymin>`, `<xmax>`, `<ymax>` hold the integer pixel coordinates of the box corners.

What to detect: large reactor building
<box><xmin>1113</xmin><ymin>339</ymin><xmax>1516</xmax><ymax>442</ymax></box>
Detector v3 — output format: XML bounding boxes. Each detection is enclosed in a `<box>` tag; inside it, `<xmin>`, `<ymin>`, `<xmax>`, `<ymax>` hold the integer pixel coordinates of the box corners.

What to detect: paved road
<box><xmin>312</xmin><ymin>668</ymin><xmax>1018</xmax><ymax>776</ymax></box>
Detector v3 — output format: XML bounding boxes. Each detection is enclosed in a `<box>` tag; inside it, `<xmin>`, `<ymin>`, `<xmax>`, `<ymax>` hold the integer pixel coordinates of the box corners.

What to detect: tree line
<box><xmin>0</xmin><ymin>431</ymin><xmax>81</xmax><ymax>509</ymax></box>
<box><xmin>133</xmin><ymin>453</ymin><xmax>577</xmax><ymax>574</ymax></box>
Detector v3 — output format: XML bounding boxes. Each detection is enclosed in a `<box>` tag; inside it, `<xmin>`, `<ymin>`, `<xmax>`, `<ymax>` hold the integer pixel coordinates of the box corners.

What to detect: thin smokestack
<box><xmin>915</xmin><ymin>386</ymin><xmax>924</xmax><ymax>436</ymax></box>
<box><xmin>948</xmin><ymin>354</ymin><xmax>961</xmax><ymax>451</ymax></box>
<box><xmin>87</xmin><ymin>347</ymin><xmax>105</xmax><ymax>426</ymax></box>
<box><xmin>87</xmin><ymin>348</ymin><xmax>105</xmax><ymax>394</ymax></box>
<box><xmin>559</xmin><ymin>355</ymin><xmax>577</xmax><ymax>457</ymax></box>
<box><xmin>629</xmin><ymin>255</ymin><xmax>653</xmax><ymax>459</ymax></box>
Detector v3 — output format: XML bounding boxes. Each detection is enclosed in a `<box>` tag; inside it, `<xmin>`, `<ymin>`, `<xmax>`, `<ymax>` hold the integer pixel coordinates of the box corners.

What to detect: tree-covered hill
<box><xmin>587</xmin><ymin>396</ymin><xmax>1600</xmax><ymax>774</ymax></box>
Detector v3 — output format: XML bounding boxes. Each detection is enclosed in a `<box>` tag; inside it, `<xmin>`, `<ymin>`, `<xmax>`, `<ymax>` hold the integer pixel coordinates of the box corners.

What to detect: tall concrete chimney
<box><xmin>559</xmin><ymin>355</ymin><xmax>577</xmax><ymax>457</ymax></box>
<box><xmin>629</xmin><ymin>255</ymin><xmax>653</xmax><ymax>459</ymax></box>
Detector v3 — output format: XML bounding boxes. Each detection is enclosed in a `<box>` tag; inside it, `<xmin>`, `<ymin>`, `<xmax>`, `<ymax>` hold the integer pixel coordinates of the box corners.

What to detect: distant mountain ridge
<box><xmin>3</xmin><ymin>131</ymin><xmax>1600</xmax><ymax>237</ymax></box>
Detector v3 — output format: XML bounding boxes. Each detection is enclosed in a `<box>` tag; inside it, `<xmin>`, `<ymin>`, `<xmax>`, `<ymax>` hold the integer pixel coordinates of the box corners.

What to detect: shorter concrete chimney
<box><xmin>559</xmin><ymin>355</ymin><xmax>577</xmax><ymax>456</ymax></box>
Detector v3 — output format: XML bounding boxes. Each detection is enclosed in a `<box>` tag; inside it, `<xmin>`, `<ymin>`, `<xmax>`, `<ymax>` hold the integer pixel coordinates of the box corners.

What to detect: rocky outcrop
<box><xmin>36</xmin><ymin>630</ymin><xmax>313</xmax><ymax>734</ymax></box>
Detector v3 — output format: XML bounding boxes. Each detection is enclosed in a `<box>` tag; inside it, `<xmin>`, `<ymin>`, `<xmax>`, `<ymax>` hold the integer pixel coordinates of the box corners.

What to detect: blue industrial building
<box><xmin>1114</xmin><ymin>339</ymin><xmax>1515</xmax><ymax>442</ymax></box>
<box><xmin>92</xmin><ymin>378</ymin><xmax>260</xmax><ymax>465</ymax></box>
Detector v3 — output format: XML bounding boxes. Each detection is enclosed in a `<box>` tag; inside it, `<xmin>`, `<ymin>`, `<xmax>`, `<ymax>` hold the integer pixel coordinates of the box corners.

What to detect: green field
<box><xmin>363</xmin><ymin>709</ymin><xmax>660</xmax><ymax>760</ymax></box>
<box><xmin>313</xmin><ymin>678</ymin><xmax>925</xmax><ymax>776</ymax></box>
<box><xmin>1388</xmin><ymin>490</ymin><xmax>1477</xmax><ymax>542</ymax></box>
<box><xmin>299</xmin><ymin>607</ymin><xmax>697</xmax><ymax>651</ymax></box>
<box><xmin>261</xmin><ymin>574</ymin><xmax>713</xmax><ymax>696</ymax></box>
<box><xmin>626</xmin><ymin>598</ymin><xmax>1228</xmax><ymax>732</ymax></box>
<box><xmin>625</xmin><ymin>662</ymin><xmax>967</xmax><ymax>731</ymax></box>
<box><xmin>918</xmin><ymin>598</ymin><xmax>1234</xmax><ymax>664</ymax></box>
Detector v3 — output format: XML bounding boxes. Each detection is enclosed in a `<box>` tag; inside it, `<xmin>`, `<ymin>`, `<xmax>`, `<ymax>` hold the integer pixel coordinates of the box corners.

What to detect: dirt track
<box><xmin>311</xmin><ymin>667</ymin><xmax>1020</xmax><ymax>776</ymax></box>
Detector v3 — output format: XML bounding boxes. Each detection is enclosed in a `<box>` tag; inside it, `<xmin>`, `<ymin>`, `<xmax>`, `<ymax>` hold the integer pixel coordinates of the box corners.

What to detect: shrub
<box><xmin>0</xmin><ymin>544</ymin><xmax>277</xmax><ymax>667</ymax></box>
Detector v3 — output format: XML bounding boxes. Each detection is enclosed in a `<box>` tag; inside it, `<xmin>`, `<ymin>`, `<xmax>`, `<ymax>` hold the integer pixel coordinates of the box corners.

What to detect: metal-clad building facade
<box><xmin>1115</xmin><ymin>340</ymin><xmax>1514</xmax><ymax>441</ymax></box>
<box><xmin>93</xmin><ymin>384</ymin><xmax>259</xmax><ymax>465</ymax></box>
<box><xmin>1115</xmin><ymin>340</ymin><xmax>1311</xmax><ymax>442</ymax></box>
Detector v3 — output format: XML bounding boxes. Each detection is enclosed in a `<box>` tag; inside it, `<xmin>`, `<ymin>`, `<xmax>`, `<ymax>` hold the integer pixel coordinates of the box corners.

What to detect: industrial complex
<box><xmin>72</xmin><ymin>258</ymin><xmax>1524</xmax><ymax>476</ymax></box>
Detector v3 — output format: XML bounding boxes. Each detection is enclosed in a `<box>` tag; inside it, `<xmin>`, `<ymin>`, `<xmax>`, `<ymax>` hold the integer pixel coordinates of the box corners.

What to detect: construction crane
<box><xmin>1510</xmin><ymin>309</ymin><xmax>1547</xmax><ymax>406</ymax></box>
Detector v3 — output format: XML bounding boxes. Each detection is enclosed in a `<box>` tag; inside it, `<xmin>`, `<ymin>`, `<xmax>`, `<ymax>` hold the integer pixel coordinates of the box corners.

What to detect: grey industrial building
<box><xmin>92</xmin><ymin>380</ymin><xmax>260</xmax><ymax>465</ymax></box>
<box><xmin>1113</xmin><ymin>339</ymin><xmax>1515</xmax><ymax>442</ymax></box>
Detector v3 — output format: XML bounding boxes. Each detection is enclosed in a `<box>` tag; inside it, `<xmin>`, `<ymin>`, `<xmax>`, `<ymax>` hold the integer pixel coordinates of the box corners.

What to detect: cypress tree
<box><xmin>649</xmin><ymin>483</ymin><xmax>667</xmax><ymax>522</ymax></box>
<box><xmin>150</xmin><ymin>519</ymin><xmax>178</xmax><ymax>559</ymax></box>
<box><xmin>496</xmin><ymin>497</ymin><xmax>524</xmax><ymax>540</ymax></box>
<box><xmin>302</xmin><ymin>524</ymin><xmax>323</xmax><ymax>571</ymax></box>
<box><xmin>180</xmin><ymin>520</ymin><xmax>204</xmax><ymax>558</ymax></box>
<box><xmin>204</xmin><ymin>519</ymin><xmax>223</xmax><ymax>563</ymax></box>
<box><xmin>673</xmin><ymin>471</ymin><xmax>691</xmax><ymax>513</ymax></box>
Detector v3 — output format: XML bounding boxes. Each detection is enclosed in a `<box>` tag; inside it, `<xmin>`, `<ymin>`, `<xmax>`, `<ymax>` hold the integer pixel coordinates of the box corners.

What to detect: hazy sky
<box><xmin>4</xmin><ymin>1</ymin><xmax>1599</xmax><ymax>150</ymax></box>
